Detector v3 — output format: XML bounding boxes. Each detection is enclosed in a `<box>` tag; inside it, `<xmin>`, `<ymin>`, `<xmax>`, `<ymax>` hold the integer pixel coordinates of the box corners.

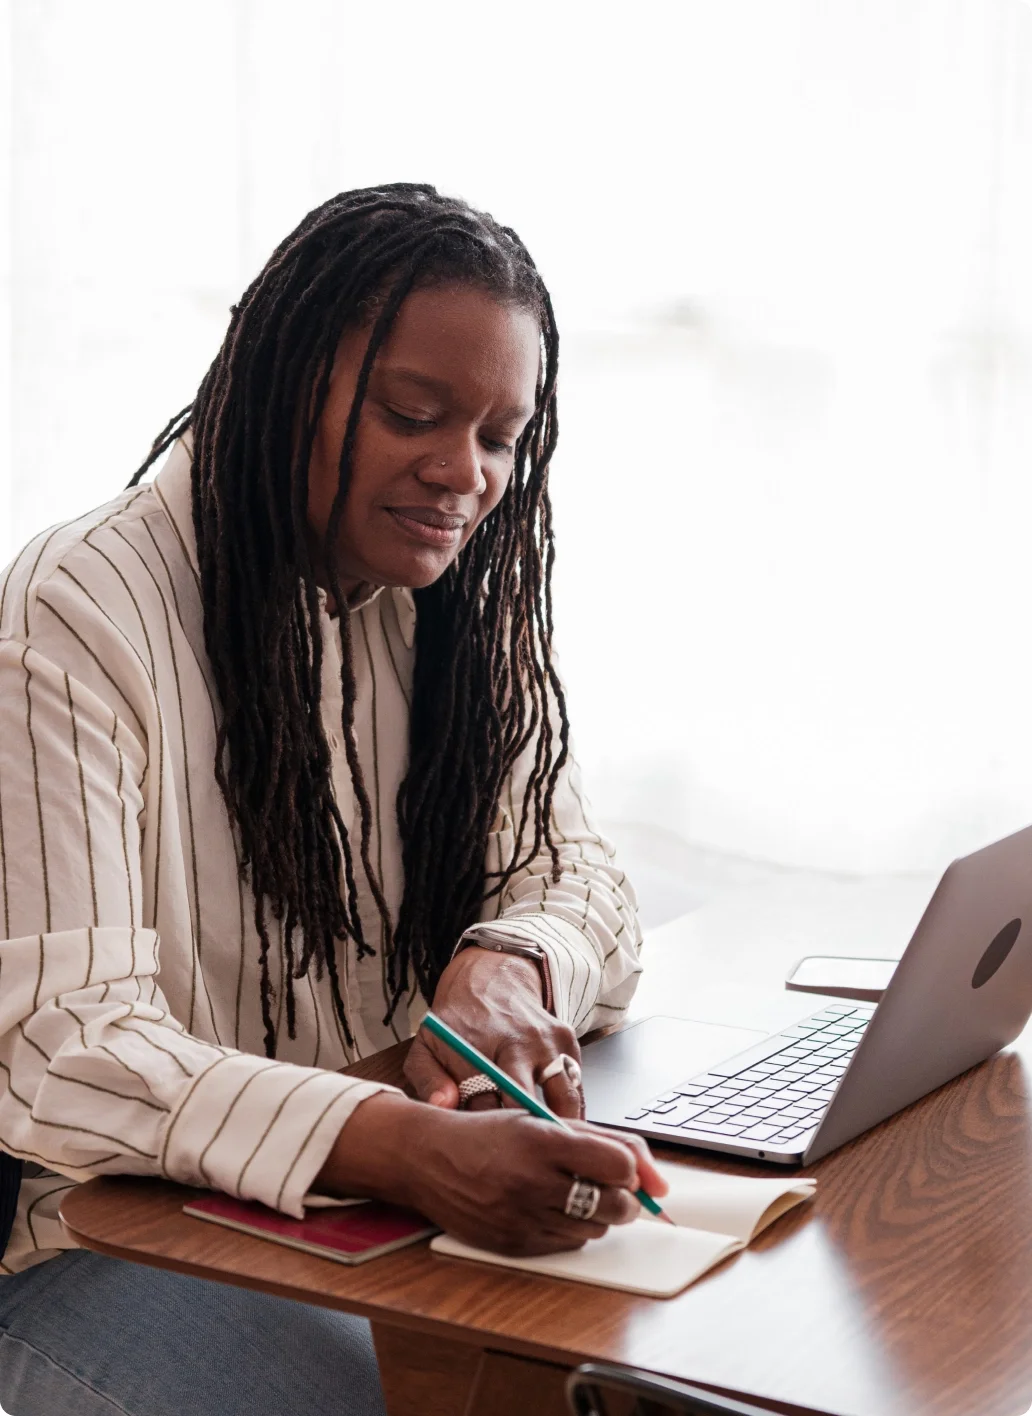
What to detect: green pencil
<box><xmin>421</xmin><ymin>1009</ymin><xmax>674</xmax><ymax>1225</ymax></box>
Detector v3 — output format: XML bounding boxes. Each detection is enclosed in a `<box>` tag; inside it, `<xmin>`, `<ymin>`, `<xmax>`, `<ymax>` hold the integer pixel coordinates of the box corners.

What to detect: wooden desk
<box><xmin>61</xmin><ymin>881</ymin><xmax>1032</xmax><ymax>1416</ymax></box>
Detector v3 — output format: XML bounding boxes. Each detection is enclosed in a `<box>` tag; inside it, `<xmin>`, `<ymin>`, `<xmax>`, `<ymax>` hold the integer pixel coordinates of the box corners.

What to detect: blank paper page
<box><xmin>432</xmin><ymin>1219</ymin><xmax>738</xmax><ymax>1298</ymax></box>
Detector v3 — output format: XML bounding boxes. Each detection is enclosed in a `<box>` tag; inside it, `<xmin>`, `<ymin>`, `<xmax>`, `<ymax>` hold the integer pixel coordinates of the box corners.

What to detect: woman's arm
<box><xmin>0</xmin><ymin>636</ymin><xmax>393</xmax><ymax>1216</ymax></box>
<box><xmin>405</xmin><ymin>663</ymin><xmax>643</xmax><ymax>1115</ymax></box>
<box><xmin>467</xmin><ymin>750</ymin><xmax>643</xmax><ymax>1032</ymax></box>
<box><xmin>316</xmin><ymin>1091</ymin><xmax>667</xmax><ymax>1256</ymax></box>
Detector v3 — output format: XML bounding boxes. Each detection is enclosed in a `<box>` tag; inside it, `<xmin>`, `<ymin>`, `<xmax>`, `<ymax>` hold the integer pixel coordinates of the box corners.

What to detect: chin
<box><xmin>370</xmin><ymin>550</ymin><xmax>458</xmax><ymax>591</ymax></box>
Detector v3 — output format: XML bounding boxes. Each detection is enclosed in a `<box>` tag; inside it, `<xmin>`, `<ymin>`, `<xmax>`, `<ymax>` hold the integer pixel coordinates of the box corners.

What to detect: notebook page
<box><xmin>432</xmin><ymin>1219</ymin><xmax>740</xmax><ymax>1298</ymax></box>
<box><xmin>650</xmin><ymin>1162</ymin><xmax>816</xmax><ymax>1243</ymax></box>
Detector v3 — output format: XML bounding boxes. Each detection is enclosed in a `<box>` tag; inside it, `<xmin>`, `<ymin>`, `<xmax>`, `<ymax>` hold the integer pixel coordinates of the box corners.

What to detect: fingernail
<box><xmin>429</xmin><ymin>1090</ymin><xmax>448</xmax><ymax>1107</ymax></box>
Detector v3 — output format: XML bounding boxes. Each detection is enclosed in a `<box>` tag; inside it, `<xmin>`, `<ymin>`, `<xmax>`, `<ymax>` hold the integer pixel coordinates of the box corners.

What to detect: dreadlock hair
<box><xmin>131</xmin><ymin>183</ymin><xmax>569</xmax><ymax>1059</ymax></box>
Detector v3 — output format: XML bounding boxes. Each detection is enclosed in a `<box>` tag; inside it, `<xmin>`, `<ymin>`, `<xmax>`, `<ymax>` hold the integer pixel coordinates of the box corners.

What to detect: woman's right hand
<box><xmin>315</xmin><ymin>1092</ymin><xmax>669</xmax><ymax>1256</ymax></box>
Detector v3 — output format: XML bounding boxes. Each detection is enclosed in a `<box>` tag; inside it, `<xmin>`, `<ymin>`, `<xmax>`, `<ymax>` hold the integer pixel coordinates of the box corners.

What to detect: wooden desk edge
<box><xmin>59</xmin><ymin>1190</ymin><xmax>823</xmax><ymax>1416</ymax></box>
<box><xmin>58</xmin><ymin>1202</ymin><xmax>592</xmax><ymax>1370</ymax></box>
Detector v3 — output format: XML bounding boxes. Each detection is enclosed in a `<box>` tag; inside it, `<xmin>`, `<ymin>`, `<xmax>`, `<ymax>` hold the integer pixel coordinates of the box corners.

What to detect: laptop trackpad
<box><xmin>581</xmin><ymin>1016</ymin><xmax>767</xmax><ymax>1125</ymax></box>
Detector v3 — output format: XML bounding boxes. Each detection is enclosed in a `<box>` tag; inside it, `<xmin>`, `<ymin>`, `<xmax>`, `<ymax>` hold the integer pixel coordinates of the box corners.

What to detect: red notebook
<box><xmin>183</xmin><ymin>1194</ymin><xmax>438</xmax><ymax>1265</ymax></box>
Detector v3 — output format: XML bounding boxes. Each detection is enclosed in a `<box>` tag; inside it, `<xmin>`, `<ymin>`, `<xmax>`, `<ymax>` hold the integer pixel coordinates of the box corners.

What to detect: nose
<box><xmin>419</xmin><ymin>434</ymin><xmax>486</xmax><ymax>496</ymax></box>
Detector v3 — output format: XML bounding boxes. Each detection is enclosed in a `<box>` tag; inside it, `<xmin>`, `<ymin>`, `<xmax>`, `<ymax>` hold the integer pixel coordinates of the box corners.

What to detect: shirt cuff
<box><xmin>459</xmin><ymin>915</ymin><xmax>602</xmax><ymax>1032</ymax></box>
<box><xmin>161</xmin><ymin>1052</ymin><xmax>399</xmax><ymax>1218</ymax></box>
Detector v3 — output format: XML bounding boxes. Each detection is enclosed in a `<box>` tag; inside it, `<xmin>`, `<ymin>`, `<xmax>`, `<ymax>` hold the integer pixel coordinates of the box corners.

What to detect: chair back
<box><xmin>567</xmin><ymin>1363</ymin><xmax>789</xmax><ymax>1416</ymax></box>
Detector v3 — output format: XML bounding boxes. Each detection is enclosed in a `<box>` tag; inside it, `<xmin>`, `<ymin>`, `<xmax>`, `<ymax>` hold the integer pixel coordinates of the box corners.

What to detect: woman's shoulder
<box><xmin>0</xmin><ymin>474</ymin><xmax>191</xmax><ymax>650</ymax></box>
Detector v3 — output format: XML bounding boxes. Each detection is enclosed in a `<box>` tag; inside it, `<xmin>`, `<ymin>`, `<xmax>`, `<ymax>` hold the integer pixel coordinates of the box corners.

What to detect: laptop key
<box><xmin>649</xmin><ymin>1101</ymin><xmax>678</xmax><ymax>1114</ymax></box>
<box><xmin>738</xmin><ymin>1123</ymin><xmax>782</xmax><ymax>1142</ymax></box>
<box><xmin>623</xmin><ymin>1109</ymin><xmax>651</xmax><ymax>1121</ymax></box>
<box><xmin>651</xmin><ymin>1102</ymin><xmax>707</xmax><ymax>1128</ymax></box>
<box><xmin>685</xmin><ymin>1120</ymin><xmax>748</xmax><ymax>1135</ymax></box>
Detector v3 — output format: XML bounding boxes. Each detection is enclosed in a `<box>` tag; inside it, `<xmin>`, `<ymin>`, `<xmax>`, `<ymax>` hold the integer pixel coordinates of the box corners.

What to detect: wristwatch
<box><xmin>455</xmin><ymin>929</ymin><xmax>555</xmax><ymax>1013</ymax></box>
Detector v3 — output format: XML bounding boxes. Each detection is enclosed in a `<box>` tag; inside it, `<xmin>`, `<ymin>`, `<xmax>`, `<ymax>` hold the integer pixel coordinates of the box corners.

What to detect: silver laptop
<box><xmin>582</xmin><ymin>824</ymin><xmax>1032</xmax><ymax>1164</ymax></box>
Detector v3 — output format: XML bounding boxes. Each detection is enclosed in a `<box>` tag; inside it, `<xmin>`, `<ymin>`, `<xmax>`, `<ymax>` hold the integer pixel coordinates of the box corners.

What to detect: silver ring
<box><xmin>539</xmin><ymin>1053</ymin><xmax>582</xmax><ymax>1087</ymax></box>
<box><xmin>564</xmin><ymin>1178</ymin><xmax>602</xmax><ymax>1221</ymax></box>
<box><xmin>457</xmin><ymin>1074</ymin><xmax>501</xmax><ymax>1109</ymax></box>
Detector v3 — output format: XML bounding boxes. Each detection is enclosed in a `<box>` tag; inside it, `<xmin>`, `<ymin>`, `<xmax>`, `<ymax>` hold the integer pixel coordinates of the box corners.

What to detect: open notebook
<box><xmin>431</xmin><ymin>1162</ymin><xmax>815</xmax><ymax>1298</ymax></box>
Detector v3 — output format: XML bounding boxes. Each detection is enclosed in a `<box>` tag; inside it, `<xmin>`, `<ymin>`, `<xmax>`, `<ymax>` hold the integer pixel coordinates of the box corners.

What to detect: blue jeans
<box><xmin>0</xmin><ymin>1249</ymin><xmax>386</xmax><ymax>1415</ymax></box>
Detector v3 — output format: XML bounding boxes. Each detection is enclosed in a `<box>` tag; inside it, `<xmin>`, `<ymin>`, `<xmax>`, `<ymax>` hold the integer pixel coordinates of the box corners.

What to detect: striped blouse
<box><xmin>0</xmin><ymin>439</ymin><xmax>642</xmax><ymax>1273</ymax></box>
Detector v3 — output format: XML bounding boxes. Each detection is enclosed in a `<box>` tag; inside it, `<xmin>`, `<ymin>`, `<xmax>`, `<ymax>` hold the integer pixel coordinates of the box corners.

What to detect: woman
<box><xmin>0</xmin><ymin>184</ymin><xmax>660</xmax><ymax>1415</ymax></box>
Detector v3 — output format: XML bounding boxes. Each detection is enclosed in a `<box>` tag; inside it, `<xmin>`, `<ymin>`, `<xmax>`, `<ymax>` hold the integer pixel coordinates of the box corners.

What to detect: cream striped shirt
<box><xmin>0</xmin><ymin>440</ymin><xmax>642</xmax><ymax>1273</ymax></box>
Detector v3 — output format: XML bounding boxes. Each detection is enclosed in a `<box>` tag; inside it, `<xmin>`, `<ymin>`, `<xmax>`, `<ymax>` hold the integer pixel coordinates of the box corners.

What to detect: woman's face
<box><xmin>307</xmin><ymin>284</ymin><xmax>541</xmax><ymax>599</ymax></box>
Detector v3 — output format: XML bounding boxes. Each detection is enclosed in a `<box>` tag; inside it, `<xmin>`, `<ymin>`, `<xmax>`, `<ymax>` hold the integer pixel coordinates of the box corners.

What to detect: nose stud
<box><xmin>439</xmin><ymin>459</ymin><xmax>447</xmax><ymax>467</ymax></box>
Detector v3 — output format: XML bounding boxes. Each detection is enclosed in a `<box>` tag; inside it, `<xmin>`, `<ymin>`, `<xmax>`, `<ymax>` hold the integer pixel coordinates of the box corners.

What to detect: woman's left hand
<box><xmin>403</xmin><ymin>947</ymin><xmax>584</xmax><ymax>1119</ymax></box>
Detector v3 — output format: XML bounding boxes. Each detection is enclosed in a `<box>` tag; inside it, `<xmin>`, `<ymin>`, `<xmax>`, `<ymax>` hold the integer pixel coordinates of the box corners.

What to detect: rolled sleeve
<box><xmin>161</xmin><ymin>1055</ymin><xmax>395</xmax><ymax>1217</ymax></box>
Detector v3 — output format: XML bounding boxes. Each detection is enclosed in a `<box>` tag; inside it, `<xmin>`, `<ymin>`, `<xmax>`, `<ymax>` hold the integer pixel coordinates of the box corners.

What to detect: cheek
<box><xmin>472</xmin><ymin>464</ymin><xmax>515</xmax><ymax>530</ymax></box>
<box><xmin>324</xmin><ymin>421</ymin><xmax>389</xmax><ymax>526</ymax></box>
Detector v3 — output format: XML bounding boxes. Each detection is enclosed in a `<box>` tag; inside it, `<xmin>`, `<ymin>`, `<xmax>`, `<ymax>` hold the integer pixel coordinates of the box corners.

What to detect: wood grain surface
<box><xmin>60</xmin><ymin>903</ymin><xmax>1032</xmax><ymax>1416</ymax></box>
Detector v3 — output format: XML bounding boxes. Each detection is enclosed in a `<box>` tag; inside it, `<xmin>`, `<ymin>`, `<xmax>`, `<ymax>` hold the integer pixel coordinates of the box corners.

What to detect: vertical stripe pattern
<box><xmin>0</xmin><ymin>438</ymin><xmax>641</xmax><ymax>1275</ymax></box>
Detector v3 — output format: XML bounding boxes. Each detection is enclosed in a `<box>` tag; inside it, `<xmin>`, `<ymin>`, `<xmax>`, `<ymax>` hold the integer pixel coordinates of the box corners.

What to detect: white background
<box><xmin>2</xmin><ymin>0</ymin><xmax>1032</xmax><ymax>909</ymax></box>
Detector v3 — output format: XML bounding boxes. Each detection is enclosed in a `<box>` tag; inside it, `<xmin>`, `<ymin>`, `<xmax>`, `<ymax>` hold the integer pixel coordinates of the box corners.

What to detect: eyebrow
<box><xmin>381</xmin><ymin>366</ymin><xmax>534</xmax><ymax>423</ymax></box>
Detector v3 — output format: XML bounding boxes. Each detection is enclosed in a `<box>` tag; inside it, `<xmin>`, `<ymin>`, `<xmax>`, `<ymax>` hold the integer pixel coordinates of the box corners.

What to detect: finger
<box><xmin>543</xmin><ymin>1126</ymin><xmax>646</xmax><ymax>1191</ymax></box>
<box><xmin>539</xmin><ymin>1036</ymin><xmax>583</xmax><ymax>1118</ymax></box>
<box><xmin>540</xmin><ymin>1065</ymin><xmax>582</xmax><ymax>1120</ymax></box>
<box><xmin>549</xmin><ymin>1178</ymin><xmax>639</xmax><ymax>1227</ymax></box>
<box><xmin>603</xmin><ymin>1127</ymin><xmax>669</xmax><ymax>1199</ymax></box>
<box><xmin>565</xmin><ymin>1121</ymin><xmax>670</xmax><ymax>1200</ymax></box>
<box><xmin>541</xmin><ymin>1218</ymin><xmax>609</xmax><ymax>1246</ymax></box>
<box><xmin>465</xmin><ymin>1090</ymin><xmax>504</xmax><ymax>1112</ymax></box>
<box><xmin>492</xmin><ymin>1225</ymin><xmax>600</xmax><ymax>1258</ymax></box>
<box><xmin>493</xmin><ymin>1047</ymin><xmax>540</xmax><ymax>1110</ymax></box>
<box><xmin>589</xmin><ymin>1185</ymin><xmax>640</xmax><ymax>1226</ymax></box>
<box><xmin>404</xmin><ymin>1034</ymin><xmax>460</xmax><ymax>1109</ymax></box>
<box><xmin>510</xmin><ymin>1217</ymin><xmax>609</xmax><ymax>1256</ymax></box>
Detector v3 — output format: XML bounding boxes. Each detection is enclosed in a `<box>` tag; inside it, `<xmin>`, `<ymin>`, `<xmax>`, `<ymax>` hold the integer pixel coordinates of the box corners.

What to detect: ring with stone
<box><xmin>457</xmin><ymin>1073</ymin><xmax>502</xmax><ymax>1109</ymax></box>
<box><xmin>564</xmin><ymin>1177</ymin><xmax>602</xmax><ymax>1221</ymax></box>
<box><xmin>539</xmin><ymin>1053</ymin><xmax>582</xmax><ymax>1087</ymax></box>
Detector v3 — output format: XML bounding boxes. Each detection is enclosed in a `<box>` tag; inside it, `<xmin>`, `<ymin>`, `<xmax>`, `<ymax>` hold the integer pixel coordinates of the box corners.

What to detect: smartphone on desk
<box><xmin>785</xmin><ymin>954</ymin><xmax>898</xmax><ymax>1003</ymax></box>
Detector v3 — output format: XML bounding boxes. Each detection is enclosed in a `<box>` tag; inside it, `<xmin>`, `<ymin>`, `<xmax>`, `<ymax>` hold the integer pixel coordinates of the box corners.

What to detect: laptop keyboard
<box><xmin>623</xmin><ymin>1001</ymin><xmax>876</xmax><ymax>1150</ymax></box>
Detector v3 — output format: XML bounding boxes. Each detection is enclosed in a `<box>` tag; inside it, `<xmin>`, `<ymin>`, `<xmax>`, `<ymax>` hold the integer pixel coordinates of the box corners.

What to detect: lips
<box><xmin>388</xmin><ymin>506</ymin><xmax>466</xmax><ymax>530</ymax></box>
<box><xmin>386</xmin><ymin>506</ymin><xmax>467</xmax><ymax>547</ymax></box>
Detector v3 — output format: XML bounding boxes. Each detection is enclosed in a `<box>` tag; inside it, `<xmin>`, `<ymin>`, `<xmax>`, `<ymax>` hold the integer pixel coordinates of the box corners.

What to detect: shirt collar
<box><xmin>151</xmin><ymin>435</ymin><xmax>200</xmax><ymax>580</ymax></box>
<box><xmin>152</xmin><ymin>435</ymin><xmax>416</xmax><ymax>648</ymax></box>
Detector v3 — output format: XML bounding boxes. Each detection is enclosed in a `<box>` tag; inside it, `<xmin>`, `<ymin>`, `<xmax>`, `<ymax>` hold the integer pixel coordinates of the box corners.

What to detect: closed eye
<box><xmin>385</xmin><ymin>407</ymin><xmax>436</xmax><ymax>432</ymax></box>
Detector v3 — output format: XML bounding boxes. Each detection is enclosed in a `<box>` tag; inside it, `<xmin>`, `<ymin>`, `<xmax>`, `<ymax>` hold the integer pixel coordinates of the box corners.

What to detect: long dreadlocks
<box><xmin>131</xmin><ymin>184</ymin><xmax>569</xmax><ymax>1059</ymax></box>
